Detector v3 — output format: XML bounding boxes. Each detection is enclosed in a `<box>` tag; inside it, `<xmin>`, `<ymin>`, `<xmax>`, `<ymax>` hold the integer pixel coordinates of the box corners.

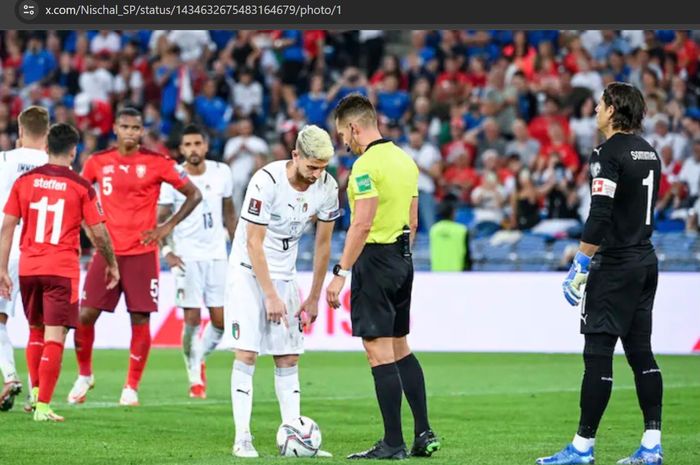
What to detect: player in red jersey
<box><xmin>68</xmin><ymin>107</ymin><xmax>201</xmax><ymax>406</ymax></box>
<box><xmin>0</xmin><ymin>123</ymin><xmax>119</xmax><ymax>421</ymax></box>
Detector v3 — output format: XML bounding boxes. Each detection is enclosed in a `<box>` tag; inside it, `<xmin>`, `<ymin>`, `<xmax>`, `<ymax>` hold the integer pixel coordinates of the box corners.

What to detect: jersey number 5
<box><xmin>642</xmin><ymin>170</ymin><xmax>654</xmax><ymax>226</ymax></box>
<box><xmin>29</xmin><ymin>197</ymin><xmax>65</xmax><ymax>245</ymax></box>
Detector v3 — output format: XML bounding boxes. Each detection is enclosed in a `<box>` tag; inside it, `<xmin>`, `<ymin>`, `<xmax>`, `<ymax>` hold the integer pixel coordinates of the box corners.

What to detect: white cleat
<box><xmin>67</xmin><ymin>375</ymin><xmax>94</xmax><ymax>404</ymax></box>
<box><xmin>232</xmin><ymin>435</ymin><xmax>259</xmax><ymax>458</ymax></box>
<box><xmin>316</xmin><ymin>450</ymin><xmax>333</xmax><ymax>457</ymax></box>
<box><xmin>119</xmin><ymin>386</ymin><xmax>140</xmax><ymax>406</ymax></box>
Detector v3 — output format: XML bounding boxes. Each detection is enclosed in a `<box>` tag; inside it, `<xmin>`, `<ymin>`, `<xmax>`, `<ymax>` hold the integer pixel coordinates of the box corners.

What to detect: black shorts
<box><xmin>350</xmin><ymin>242</ymin><xmax>413</xmax><ymax>338</ymax></box>
<box><xmin>581</xmin><ymin>263</ymin><xmax>658</xmax><ymax>337</ymax></box>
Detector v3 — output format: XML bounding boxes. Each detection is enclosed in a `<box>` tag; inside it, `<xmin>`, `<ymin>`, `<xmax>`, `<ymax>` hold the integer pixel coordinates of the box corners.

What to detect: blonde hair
<box><xmin>296</xmin><ymin>125</ymin><xmax>334</xmax><ymax>161</ymax></box>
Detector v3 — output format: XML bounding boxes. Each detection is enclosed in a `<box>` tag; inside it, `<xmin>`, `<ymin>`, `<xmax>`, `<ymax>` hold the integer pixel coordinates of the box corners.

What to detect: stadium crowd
<box><xmin>1</xmin><ymin>29</ymin><xmax>700</xmax><ymax>237</ymax></box>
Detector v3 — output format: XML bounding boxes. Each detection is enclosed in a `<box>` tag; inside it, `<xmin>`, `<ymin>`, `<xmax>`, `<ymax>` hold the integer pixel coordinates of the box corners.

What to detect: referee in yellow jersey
<box><xmin>326</xmin><ymin>94</ymin><xmax>440</xmax><ymax>460</ymax></box>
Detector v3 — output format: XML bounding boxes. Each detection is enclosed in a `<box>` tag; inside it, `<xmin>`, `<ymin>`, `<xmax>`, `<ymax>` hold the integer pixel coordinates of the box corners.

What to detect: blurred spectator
<box><xmin>90</xmin><ymin>30</ymin><xmax>121</xmax><ymax>55</ymax></box>
<box><xmin>510</xmin><ymin>168</ymin><xmax>541</xmax><ymax>230</ymax></box>
<box><xmin>505</xmin><ymin>119</ymin><xmax>540</xmax><ymax>168</ymax></box>
<box><xmin>22</xmin><ymin>35</ymin><xmax>56</xmax><ymax>86</ymax></box>
<box><xmin>233</xmin><ymin>67</ymin><xmax>264</xmax><ymax>122</ymax></box>
<box><xmin>570</xmin><ymin>96</ymin><xmax>599</xmax><ymax>159</ymax></box>
<box><xmin>676</xmin><ymin>138</ymin><xmax>700</xmax><ymax>230</ymax></box>
<box><xmin>359</xmin><ymin>31</ymin><xmax>385</xmax><ymax>76</ymax></box>
<box><xmin>403</xmin><ymin>126</ymin><xmax>442</xmax><ymax>231</ymax></box>
<box><xmin>78</xmin><ymin>54</ymin><xmax>114</xmax><ymax>102</ymax></box>
<box><xmin>474</xmin><ymin>118</ymin><xmax>507</xmax><ymax>167</ymax></box>
<box><xmin>528</xmin><ymin>95</ymin><xmax>570</xmax><ymax>147</ymax></box>
<box><xmin>471</xmin><ymin>171</ymin><xmax>506</xmax><ymax>231</ymax></box>
<box><xmin>50</xmin><ymin>52</ymin><xmax>81</xmax><ymax>96</ymax></box>
<box><xmin>376</xmin><ymin>73</ymin><xmax>411</xmax><ymax>121</ymax></box>
<box><xmin>155</xmin><ymin>45</ymin><xmax>193</xmax><ymax>130</ymax></box>
<box><xmin>297</xmin><ymin>74</ymin><xmax>330</xmax><ymax>128</ymax></box>
<box><xmin>541</xmin><ymin>122</ymin><xmax>581</xmax><ymax>172</ymax></box>
<box><xmin>194</xmin><ymin>78</ymin><xmax>231</xmax><ymax>134</ymax></box>
<box><xmin>167</xmin><ymin>30</ymin><xmax>215</xmax><ymax>62</ymax></box>
<box><xmin>224</xmin><ymin>118</ymin><xmax>269</xmax><ymax>209</ymax></box>
<box><xmin>646</xmin><ymin>113</ymin><xmax>687</xmax><ymax>161</ymax></box>
<box><xmin>113</xmin><ymin>58</ymin><xmax>144</xmax><ymax>106</ymax></box>
<box><xmin>430</xmin><ymin>200</ymin><xmax>471</xmax><ymax>271</ymax></box>
<box><xmin>442</xmin><ymin>148</ymin><xmax>479</xmax><ymax>203</ymax></box>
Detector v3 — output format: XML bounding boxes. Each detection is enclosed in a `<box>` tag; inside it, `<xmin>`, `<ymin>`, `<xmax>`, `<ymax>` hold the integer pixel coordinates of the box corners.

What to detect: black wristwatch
<box><xmin>333</xmin><ymin>264</ymin><xmax>350</xmax><ymax>277</ymax></box>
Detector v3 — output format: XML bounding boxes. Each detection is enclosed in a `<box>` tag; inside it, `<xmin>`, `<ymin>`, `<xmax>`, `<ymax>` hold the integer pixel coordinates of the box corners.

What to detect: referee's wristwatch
<box><xmin>332</xmin><ymin>264</ymin><xmax>350</xmax><ymax>278</ymax></box>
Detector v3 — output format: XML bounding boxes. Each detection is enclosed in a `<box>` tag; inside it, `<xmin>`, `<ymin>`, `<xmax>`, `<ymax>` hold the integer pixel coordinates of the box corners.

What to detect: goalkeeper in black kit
<box><xmin>536</xmin><ymin>82</ymin><xmax>664</xmax><ymax>465</ymax></box>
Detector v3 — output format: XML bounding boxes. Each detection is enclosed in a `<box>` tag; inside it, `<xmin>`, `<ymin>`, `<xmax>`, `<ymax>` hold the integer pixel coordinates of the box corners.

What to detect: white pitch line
<box><xmin>53</xmin><ymin>383</ymin><xmax>700</xmax><ymax>410</ymax></box>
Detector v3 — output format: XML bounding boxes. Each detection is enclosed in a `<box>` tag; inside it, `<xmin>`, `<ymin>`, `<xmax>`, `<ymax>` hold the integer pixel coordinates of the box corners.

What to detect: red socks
<box><xmin>75</xmin><ymin>322</ymin><xmax>95</xmax><ymax>377</ymax></box>
<box><xmin>37</xmin><ymin>341</ymin><xmax>64</xmax><ymax>404</ymax></box>
<box><xmin>26</xmin><ymin>327</ymin><xmax>44</xmax><ymax>389</ymax></box>
<box><xmin>126</xmin><ymin>323</ymin><xmax>151</xmax><ymax>390</ymax></box>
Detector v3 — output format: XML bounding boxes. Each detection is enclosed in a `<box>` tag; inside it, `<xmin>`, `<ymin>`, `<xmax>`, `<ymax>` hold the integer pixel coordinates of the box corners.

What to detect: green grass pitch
<box><xmin>2</xmin><ymin>350</ymin><xmax>699</xmax><ymax>465</ymax></box>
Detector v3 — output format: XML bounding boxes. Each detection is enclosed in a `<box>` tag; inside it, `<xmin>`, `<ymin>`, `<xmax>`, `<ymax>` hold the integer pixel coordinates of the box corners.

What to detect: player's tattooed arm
<box><xmin>142</xmin><ymin>181</ymin><xmax>202</xmax><ymax>245</ymax></box>
<box><xmin>222</xmin><ymin>197</ymin><xmax>238</xmax><ymax>241</ymax></box>
<box><xmin>87</xmin><ymin>222</ymin><xmax>120</xmax><ymax>289</ymax></box>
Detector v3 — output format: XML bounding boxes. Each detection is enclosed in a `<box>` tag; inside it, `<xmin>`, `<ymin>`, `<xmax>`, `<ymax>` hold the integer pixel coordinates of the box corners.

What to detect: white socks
<box><xmin>182</xmin><ymin>323</ymin><xmax>201</xmax><ymax>385</ymax></box>
<box><xmin>0</xmin><ymin>323</ymin><xmax>18</xmax><ymax>382</ymax></box>
<box><xmin>572</xmin><ymin>434</ymin><xmax>595</xmax><ymax>452</ymax></box>
<box><xmin>641</xmin><ymin>429</ymin><xmax>661</xmax><ymax>449</ymax></box>
<box><xmin>201</xmin><ymin>323</ymin><xmax>224</xmax><ymax>358</ymax></box>
<box><xmin>232</xmin><ymin>360</ymin><xmax>255</xmax><ymax>442</ymax></box>
<box><xmin>274</xmin><ymin>365</ymin><xmax>300</xmax><ymax>423</ymax></box>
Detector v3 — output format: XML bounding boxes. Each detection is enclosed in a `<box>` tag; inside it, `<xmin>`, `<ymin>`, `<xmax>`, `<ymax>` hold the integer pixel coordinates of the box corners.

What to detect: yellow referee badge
<box><xmin>355</xmin><ymin>173</ymin><xmax>372</xmax><ymax>193</ymax></box>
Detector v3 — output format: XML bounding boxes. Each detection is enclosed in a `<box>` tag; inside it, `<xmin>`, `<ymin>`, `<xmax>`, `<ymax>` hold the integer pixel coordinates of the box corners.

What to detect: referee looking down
<box><xmin>326</xmin><ymin>94</ymin><xmax>440</xmax><ymax>460</ymax></box>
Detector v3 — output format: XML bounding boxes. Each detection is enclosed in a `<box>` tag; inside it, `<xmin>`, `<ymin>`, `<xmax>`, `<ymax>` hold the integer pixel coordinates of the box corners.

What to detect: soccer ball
<box><xmin>276</xmin><ymin>416</ymin><xmax>322</xmax><ymax>457</ymax></box>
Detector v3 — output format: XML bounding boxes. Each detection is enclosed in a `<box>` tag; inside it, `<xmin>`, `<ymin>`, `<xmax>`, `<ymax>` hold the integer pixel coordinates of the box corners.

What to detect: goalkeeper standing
<box><xmin>327</xmin><ymin>94</ymin><xmax>440</xmax><ymax>460</ymax></box>
<box><xmin>537</xmin><ymin>83</ymin><xmax>663</xmax><ymax>465</ymax></box>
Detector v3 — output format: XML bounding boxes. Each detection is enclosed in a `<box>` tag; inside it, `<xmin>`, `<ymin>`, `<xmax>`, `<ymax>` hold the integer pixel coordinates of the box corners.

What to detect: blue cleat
<box><xmin>617</xmin><ymin>445</ymin><xmax>663</xmax><ymax>465</ymax></box>
<box><xmin>536</xmin><ymin>443</ymin><xmax>595</xmax><ymax>464</ymax></box>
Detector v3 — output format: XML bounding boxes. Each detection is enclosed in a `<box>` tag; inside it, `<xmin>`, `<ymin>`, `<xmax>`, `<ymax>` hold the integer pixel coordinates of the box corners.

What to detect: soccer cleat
<box><xmin>347</xmin><ymin>440</ymin><xmax>408</xmax><ymax>460</ymax></box>
<box><xmin>119</xmin><ymin>386</ymin><xmax>140</xmax><ymax>406</ymax></box>
<box><xmin>536</xmin><ymin>443</ymin><xmax>595</xmax><ymax>464</ymax></box>
<box><xmin>232</xmin><ymin>435</ymin><xmax>259</xmax><ymax>458</ymax></box>
<box><xmin>617</xmin><ymin>444</ymin><xmax>663</xmax><ymax>465</ymax></box>
<box><xmin>189</xmin><ymin>384</ymin><xmax>206</xmax><ymax>399</ymax></box>
<box><xmin>67</xmin><ymin>375</ymin><xmax>94</xmax><ymax>404</ymax></box>
<box><xmin>410</xmin><ymin>429</ymin><xmax>441</xmax><ymax>457</ymax></box>
<box><xmin>0</xmin><ymin>379</ymin><xmax>22</xmax><ymax>412</ymax></box>
<box><xmin>33</xmin><ymin>402</ymin><xmax>64</xmax><ymax>422</ymax></box>
<box><xmin>24</xmin><ymin>386</ymin><xmax>38</xmax><ymax>413</ymax></box>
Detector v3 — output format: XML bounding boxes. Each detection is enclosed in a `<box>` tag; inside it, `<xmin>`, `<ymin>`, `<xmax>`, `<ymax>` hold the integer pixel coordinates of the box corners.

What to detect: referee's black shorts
<box><xmin>350</xmin><ymin>241</ymin><xmax>414</xmax><ymax>338</ymax></box>
<box><xmin>581</xmin><ymin>263</ymin><xmax>658</xmax><ymax>337</ymax></box>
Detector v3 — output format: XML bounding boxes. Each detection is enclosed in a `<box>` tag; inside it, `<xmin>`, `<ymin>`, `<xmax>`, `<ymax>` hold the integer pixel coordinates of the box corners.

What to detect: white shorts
<box><xmin>175</xmin><ymin>259</ymin><xmax>227</xmax><ymax>309</ymax></box>
<box><xmin>224</xmin><ymin>266</ymin><xmax>304</xmax><ymax>356</ymax></box>
<box><xmin>0</xmin><ymin>260</ymin><xmax>20</xmax><ymax>317</ymax></box>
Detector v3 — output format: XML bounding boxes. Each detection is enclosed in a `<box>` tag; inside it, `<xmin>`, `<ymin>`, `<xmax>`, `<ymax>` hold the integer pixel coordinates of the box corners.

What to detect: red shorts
<box><xmin>20</xmin><ymin>275</ymin><xmax>80</xmax><ymax>328</ymax></box>
<box><xmin>82</xmin><ymin>250</ymin><xmax>160</xmax><ymax>313</ymax></box>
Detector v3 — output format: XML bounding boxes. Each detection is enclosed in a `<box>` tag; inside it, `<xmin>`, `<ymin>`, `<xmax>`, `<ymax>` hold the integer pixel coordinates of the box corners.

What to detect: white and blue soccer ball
<box><xmin>276</xmin><ymin>416</ymin><xmax>322</xmax><ymax>457</ymax></box>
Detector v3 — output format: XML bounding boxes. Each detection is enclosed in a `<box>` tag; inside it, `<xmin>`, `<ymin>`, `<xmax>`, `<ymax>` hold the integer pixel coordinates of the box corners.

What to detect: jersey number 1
<box><xmin>642</xmin><ymin>170</ymin><xmax>654</xmax><ymax>226</ymax></box>
<box><xmin>29</xmin><ymin>197</ymin><xmax>65</xmax><ymax>245</ymax></box>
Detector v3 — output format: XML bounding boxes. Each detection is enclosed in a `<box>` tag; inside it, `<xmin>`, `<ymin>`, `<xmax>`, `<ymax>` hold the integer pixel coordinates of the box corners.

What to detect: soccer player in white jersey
<box><xmin>0</xmin><ymin>106</ymin><xmax>50</xmax><ymax>412</ymax></box>
<box><xmin>158</xmin><ymin>125</ymin><xmax>237</xmax><ymax>399</ymax></box>
<box><xmin>227</xmin><ymin>125</ymin><xmax>340</xmax><ymax>458</ymax></box>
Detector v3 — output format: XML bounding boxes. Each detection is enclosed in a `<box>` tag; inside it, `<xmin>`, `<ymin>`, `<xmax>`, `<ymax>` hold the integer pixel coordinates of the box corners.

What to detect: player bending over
<box><xmin>0</xmin><ymin>123</ymin><xmax>119</xmax><ymax>421</ymax></box>
<box><xmin>68</xmin><ymin>107</ymin><xmax>201</xmax><ymax>407</ymax></box>
<box><xmin>158</xmin><ymin>124</ymin><xmax>237</xmax><ymax>399</ymax></box>
<box><xmin>226</xmin><ymin>125</ymin><xmax>339</xmax><ymax>458</ymax></box>
<box><xmin>537</xmin><ymin>83</ymin><xmax>663</xmax><ymax>465</ymax></box>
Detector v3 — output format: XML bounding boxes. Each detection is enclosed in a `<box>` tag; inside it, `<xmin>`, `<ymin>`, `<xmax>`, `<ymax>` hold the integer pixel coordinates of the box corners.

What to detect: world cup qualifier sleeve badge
<box><xmin>231</xmin><ymin>321</ymin><xmax>240</xmax><ymax>340</ymax></box>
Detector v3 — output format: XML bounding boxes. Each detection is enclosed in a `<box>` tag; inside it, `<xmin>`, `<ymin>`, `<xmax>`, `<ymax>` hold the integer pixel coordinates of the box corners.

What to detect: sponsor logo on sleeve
<box><xmin>592</xmin><ymin>177</ymin><xmax>617</xmax><ymax>198</ymax></box>
<box><xmin>355</xmin><ymin>173</ymin><xmax>372</xmax><ymax>193</ymax></box>
<box><xmin>590</xmin><ymin>162</ymin><xmax>601</xmax><ymax>177</ymax></box>
<box><xmin>248</xmin><ymin>198</ymin><xmax>262</xmax><ymax>216</ymax></box>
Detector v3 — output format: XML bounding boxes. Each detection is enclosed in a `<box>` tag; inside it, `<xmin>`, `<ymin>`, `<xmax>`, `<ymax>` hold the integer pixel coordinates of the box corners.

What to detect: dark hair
<box><xmin>437</xmin><ymin>199</ymin><xmax>457</xmax><ymax>221</ymax></box>
<box><xmin>180</xmin><ymin>124</ymin><xmax>208</xmax><ymax>142</ymax></box>
<box><xmin>116</xmin><ymin>106</ymin><xmax>142</xmax><ymax>121</ymax></box>
<box><xmin>602</xmin><ymin>82</ymin><xmax>646</xmax><ymax>132</ymax></box>
<box><xmin>47</xmin><ymin>123</ymin><xmax>80</xmax><ymax>156</ymax></box>
<box><xmin>18</xmin><ymin>105</ymin><xmax>50</xmax><ymax>138</ymax></box>
<box><xmin>334</xmin><ymin>94</ymin><xmax>377</xmax><ymax>127</ymax></box>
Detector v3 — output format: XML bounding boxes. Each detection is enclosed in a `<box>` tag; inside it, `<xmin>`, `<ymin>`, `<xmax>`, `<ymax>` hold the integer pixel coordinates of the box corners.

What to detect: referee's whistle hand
<box><xmin>326</xmin><ymin>275</ymin><xmax>346</xmax><ymax>309</ymax></box>
<box><xmin>265</xmin><ymin>294</ymin><xmax>288</xmax><ymax>327</ymax></box>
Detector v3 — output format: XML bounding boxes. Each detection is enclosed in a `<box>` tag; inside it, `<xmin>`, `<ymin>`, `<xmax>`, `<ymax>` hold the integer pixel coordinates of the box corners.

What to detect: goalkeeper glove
<box><xmin>562</xmin><ymin>251</ymin><xmax>592</xmax><ymax>306</ymax></box>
